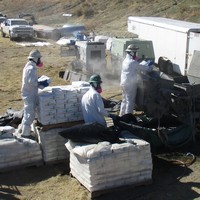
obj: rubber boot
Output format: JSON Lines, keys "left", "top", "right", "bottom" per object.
{"left": 17, "top": 123, "right": 22, "bottom": 134}
{"left": 21, "top": 124, "right": 36, "bottom": 140}
{"left": 21, "top": 124, "right": 31, "bottom": 137}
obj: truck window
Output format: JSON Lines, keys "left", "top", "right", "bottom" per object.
{"left": 11, "top": 20, "right": 28, "bottom": 26}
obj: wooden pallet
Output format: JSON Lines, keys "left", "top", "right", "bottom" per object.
{"left": 44, "top": 158, "right": 69, "bottom": 166}
{"left": 0, "top": 160, "right": 44, "bottom": 173}
{"left": 35, "top": 120, "right": 84, "bottom": 131}
{"left": 88, "top": 179, "right": 153, "bottom": 199}
{"left": 69, "top": 172, "right": 152, "bottom": 199}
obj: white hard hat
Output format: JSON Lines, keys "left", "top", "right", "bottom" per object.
{"left": 28, "top": 49, "right": 42, "bottom": 60}
{"left": 125, "top": 44, "right": 139, "bottom": 52}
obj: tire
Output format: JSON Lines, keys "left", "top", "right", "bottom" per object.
{"left": 1, "top": 30, "right": 5, "bottom": 37}
{"left": 34, "top": 31, "right": 38, "bottom": 38}
{"left": 9, "top": 32, "right": 13, "bottom": 41}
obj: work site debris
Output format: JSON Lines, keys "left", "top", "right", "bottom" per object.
{"left": 16, "top": 42, "right": 52, "bottom": 46}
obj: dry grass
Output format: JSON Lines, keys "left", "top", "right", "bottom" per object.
{"left": 0, "top": 37, "right": 69, "bottom": 114}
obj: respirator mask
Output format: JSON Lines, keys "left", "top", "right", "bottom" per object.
{"left": 92, "top": 82, "right": 102, "bottom": 93}
{"left": 36, "top": 58, "right": 43, "bottom": 68}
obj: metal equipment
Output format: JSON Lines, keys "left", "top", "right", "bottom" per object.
{"left": 135, "top": 51, "right": 200, "bottom": 141}
{"left": 60, "top": 40, "right": 107, "bottom": 80}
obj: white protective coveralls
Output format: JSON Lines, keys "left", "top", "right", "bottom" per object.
{"left": 81, "top": 86, "right": 109, "bottom": 127}
{"left": 119, "top": 53, "right": 139, "bottom": 116}
{"left": 21, "top": 60, "right": 39, "bottom": 136}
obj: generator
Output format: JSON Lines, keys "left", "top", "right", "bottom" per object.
{"left": 60, "top": 40, "right": 107, "bottom": 81}
{"left": 108, "top": 37, "right": 155, "bottom": 76}
{"left": 73, "top": 41, "right": 106, "bottom": 74}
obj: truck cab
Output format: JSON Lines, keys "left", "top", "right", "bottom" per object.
{"left": 1, "top": 18, "right": 34, "bottom": 40}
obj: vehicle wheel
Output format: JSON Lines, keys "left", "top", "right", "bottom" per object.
{"left": 1, "top": 30, "right": 5, "bottom": 37}
{"left": 34, "top": 31, "right": 38, "bottom": 38}
{"left": 9, "top": 32, "right": 14, "bottom": 41}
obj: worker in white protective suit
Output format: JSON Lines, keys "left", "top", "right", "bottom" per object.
{"left": 119, "top": 44, "right": 140, "bottom": 116}
{"left": 19, "top": 49, "right": 47, "bottom": 139}
{"left": 81, "top": 74, "right": 116, "bottom": 127}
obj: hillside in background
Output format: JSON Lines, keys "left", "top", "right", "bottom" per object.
{"left": 1, "top": 0, "right": 200, "bottom": 36}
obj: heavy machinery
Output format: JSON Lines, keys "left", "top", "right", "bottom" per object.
{"left": 18, "top": 13, "right": 37, "bottom": 25}
{"left": 18, "top": 13, "right": 60, "bottom": 40}
{"left": 131, "top": 50, "right": 200, "bottom": 147}
{"left": 104, "top": 33, "right": 200, "bottom": 151}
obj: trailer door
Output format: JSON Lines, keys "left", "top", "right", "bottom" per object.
{"left": 187, "top": 32, "right": 200, "bottom": 73}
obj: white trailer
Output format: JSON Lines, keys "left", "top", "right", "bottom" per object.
{"left": 128, "top": 16, "right": 200, "bottom": 76}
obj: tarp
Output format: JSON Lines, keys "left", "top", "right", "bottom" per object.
{"left": 59, "top": 122, "right": 121, "bottom": 144}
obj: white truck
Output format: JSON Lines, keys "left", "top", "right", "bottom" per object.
{"left": 127, "top": 16, "right": 200, "bottom": 76}
{"left": 1, "top": 18, "right": 34, "bottom": 41}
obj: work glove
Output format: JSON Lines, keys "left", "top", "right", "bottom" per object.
{"left": 109, "top": 113, "right": 119, "bottom": 121}
{"left": 38, "top": 80, "right": 49, "bottom": 89}
{"left": 147, "top": 60, "right": 154, "bottom": 66}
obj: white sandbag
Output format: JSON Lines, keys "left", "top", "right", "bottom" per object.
{"left": 66, "top": 131, "right": 153, "bottom": 192}
{"left": 37, "top": 84, "right": 89, "bottom": 125}
{"left": 0, "top": 137, "right": 42, "bottom": 171}
{"left": 35, "top": 126, "right": 69, "bottom": 163}
{"left": 71, "top": 81, "right": 90, "bottom": 88}
{"left": 0, "top": 126, "right": 15, "bottom": 138}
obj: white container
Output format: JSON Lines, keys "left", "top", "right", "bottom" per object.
{"left": 128, "top": 16, "right": 200, "bottom": 75}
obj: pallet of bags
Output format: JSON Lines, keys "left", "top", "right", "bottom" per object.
{"left": 0, "top": 126, "right": 43, "bottom": 172}
{"left": 34, "top": 125, "right": 70, "bottom": 164}
{"left": 65, "top": 131, "right": 153, "bottom": 197}
{"left": 37, "top": 82, "right": 90, "bottom": 126}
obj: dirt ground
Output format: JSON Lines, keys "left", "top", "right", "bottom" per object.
{"left": 0, "top": 35, "right": 200, "bottom": 200}
{"left": 0, "top": 150, "right": 200, "bottom": 200}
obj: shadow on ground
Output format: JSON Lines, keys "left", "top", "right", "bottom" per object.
{"left": 0, "top": 161, "right": 69, "bottom": 199}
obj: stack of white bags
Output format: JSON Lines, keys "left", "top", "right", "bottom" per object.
{"left": 37, "top": 82, "right": 90, "bottom": 125}
{"left": 66, "top": 131, "right": 153, "bottom": 192}
{"left": 0, "top": 126, "right": 42, "bottom": 171}
{"left": 0, "top": 82, "right": 90, "bottom": 171}
{"left": 35, "top": 81, "right": 90, "bottom": 163}
{"left": 35, "top": 126, "right": 69, "bottom": 163}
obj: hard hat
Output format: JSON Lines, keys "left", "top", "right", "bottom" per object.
{"left": 88, "top": 74, "right": 102, "bottom": 84}
{"left": 28, "top": 49, "right": 42, "bottom": 60}
{"left": 125, "top": 44, "right": 139, "bottom": 52}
